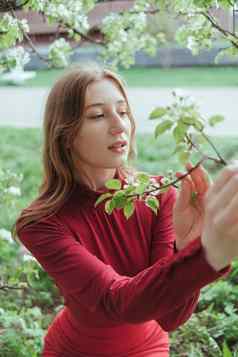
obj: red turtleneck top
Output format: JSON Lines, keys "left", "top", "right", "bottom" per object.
{"left": 18, "top": 176, "right": 230, "bottom": 357}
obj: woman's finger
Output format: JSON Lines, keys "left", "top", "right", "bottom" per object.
{"left": 206, "top": 162, "right": 238, "bottom": 200}
{"left": 185, "top": 163, "right": 209, "bottom": 196}
{"left": 209, "top": 174, "right": 238, "bottom": 213}
{"left": 175, "top": 172, "right": 195, "bottom": 211}
{"left": 211, "top": 190, "right": 238, "bottom": 233}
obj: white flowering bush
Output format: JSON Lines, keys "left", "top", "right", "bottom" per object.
{"left": 0, "top": 167, "right": 22, "bottom": 206}
{"left": 0, "top": 0, "right": 237, "bottom": 71}
{"left": 0, "top": 46, "right": 30, "bottom": 72}
{"left": 176, "top": 15, "right": 214, "bottom": 55}
{"left": 0, "top": 165, "right": 63, "bottom": 356}
{"left": 48, "top": 38, "right": 72, "bottom": 68}
{"left": 0, "top": 14, "right": 29, "bottom": 50}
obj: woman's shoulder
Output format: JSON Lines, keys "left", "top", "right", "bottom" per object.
{"left": 18, "top": 212, "right": 64, "bottom": 239}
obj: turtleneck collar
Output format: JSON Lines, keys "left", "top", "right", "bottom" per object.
{"left": 71, "top": 169, "right": 126, "bottom": 200}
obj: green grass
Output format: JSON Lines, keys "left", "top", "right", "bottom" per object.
{"left": 3, "top": 66, "right": 238, "bottom": 88}
{"left": 121, "top": 66, "right": 238, "bottom": 87}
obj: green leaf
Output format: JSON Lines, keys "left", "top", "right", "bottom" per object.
{"left": 173, "top": 143, "right": 187, "bottom": 154}
{"left": 208, "top": 115, "right": 224, "bottom": 127}
{"left": 145, "top": 196, "right": 160, "bottom": 214}
{"left": 135, "top": 183, "right": 148, "bottom": 195}
{"left": 178, "top": 150, "right": 190, "bottom": 164}
{"left": 222, "top": 342, "right": 232, "bottom": 357}
{"left": 193, "top": 119, "right": 204, "bottom": 131}
{"left": 193, "top": 133, "right": 207, "bottom": 145}
{"left": 155, "top": 120, "right": 174, "bottom": 138}
{"left": 112, "top": 190, "right": 127, "bottom": 208}
{"left": 123, "top": 184, "right": 136, "bottom": 194}
{"left": 123, "top": 200, "right": 135, "bottom": 219}
{"left": 149, "top": 107, "right": 168, "bottom": 120}
{"left": 105, "top": 199, "right": 115, "bottom": 214}
{"left": 181, "top": 117, "right": 196, "bottom": 126}
{"left": 136, "top": 172, "right": 150, "bottom": 184}
{"left": 173, "top": 123, "right": 187, "bottom": 144}
{"left": 105, "top": 179, "right": 121, "bottom": 190}
{"left": 95, "top": 192, "right": 112, "bottom": 207}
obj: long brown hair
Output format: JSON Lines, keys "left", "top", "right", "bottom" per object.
{"left": 13, "top": 63, "right": 137, "bottom": 239}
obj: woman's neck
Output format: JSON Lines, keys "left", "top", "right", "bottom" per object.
{"left": 74, "top": 168, "right": 117, "bottom": 191}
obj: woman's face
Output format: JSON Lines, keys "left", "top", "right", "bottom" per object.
{"left": 72, "top": 78, "right": 132, "bottom": 173}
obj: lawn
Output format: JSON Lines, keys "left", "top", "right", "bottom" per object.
{"left": 5, "top": 66, "right": 238, "bottom": 88}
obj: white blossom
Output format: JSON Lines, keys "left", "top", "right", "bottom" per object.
{"left": 6, "top": 186, "right": 21, "bottom": 196}
{"left": 19, "top": 19, "right": 30, "bottom": 33}
{"left": 0, "top": 228, "right": 12, "bottom": 243}
{"left": 22, "top": 253, "right": 37, "bottom": 262}
{"left": 187, "top": 36, "right": 196, "bottom": 51}
{"left": 125, "top": 174, "right": 136, "bottom": 185}
{"left": 160, "top": 177, "right": 171, "bottom": 186}
{"left": 48, "top": 38, "right": 72, "bottom": 67}
{"left": 150, "top": 190, "right": 160, "bottom": 196}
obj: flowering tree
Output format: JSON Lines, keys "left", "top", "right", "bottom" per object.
{"left": 0, "top": 0, "right": 238, "bottom": 71}
{"left": 0, "top": 0, "right": 237, "bottom": 216}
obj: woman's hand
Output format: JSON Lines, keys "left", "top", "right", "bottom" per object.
{"left": 202, "top": 163, "right": 238, "bottom": 271}
{"left": 173, "top": 162, "right": 210, "bottom": 251}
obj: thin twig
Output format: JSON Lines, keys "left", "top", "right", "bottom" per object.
{"left": 22, "top": 29, "right": 50, "bottom": 63}
{"left": 199, "top": 130, "right": 227, "bottom": 165}
{"left": 125, "top": 158, "right": 208, "bottom": 201}
{"left": 0, "top": 284, "right": 24, "bottom": 291}
{"left": 177, "top": 9, "right": 238, "bottom": 48}
{"left": 0, "top": 0, "right": 30, "bottom": 11}
{"left": 58, "top": 20, "right": 106, "bottom": 46}
{"left": 203, "top": 10, "right": 238, "bottom": 47}
{"left": 70, "top": 28, "right": 106, "bottom": 46}
{"left": 156, "top": 157, "right": 208, "bottom": 190}
{"left": 185, "top": 133, "right": 223, "bottom": 165}
{"left": 10, "top": 8, "right": 50, "bottom": 64}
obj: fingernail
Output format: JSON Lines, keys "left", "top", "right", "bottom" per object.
{"left": 186, "top": 163, "right": 193, "bottom": 170}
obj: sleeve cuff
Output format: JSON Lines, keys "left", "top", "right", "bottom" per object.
{"left": 178, "top": 237, "right": 231, "bottom": 279}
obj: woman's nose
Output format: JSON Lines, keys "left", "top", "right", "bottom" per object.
{"left": 109, "top": 112, "right": 126, "bottom": 135}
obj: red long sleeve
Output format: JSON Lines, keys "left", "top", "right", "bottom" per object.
{"left": 19, "top": 203, "right": 229, "bottom": 331}
{"left": 18, "top": 179, "right": 231, "bottom": 355}
{"left": 149, "top": 184, "right": 200, "bottom": 331}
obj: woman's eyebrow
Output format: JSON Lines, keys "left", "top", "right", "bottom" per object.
{"left": 85, "top": 99, "right": 126, "bottom": 110}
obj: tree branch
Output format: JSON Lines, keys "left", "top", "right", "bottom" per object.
{"left": 203, "top": 10, "right": 238, "bottom": 47}
{"left": 0, "top": 284, "right": 24, "bottom": 292}
{"left": 66, "top": 25, "right": 106, "bottom": 47}
{"left": 198, "top": 130, "right": 227, "bottom": 165}
{"left": 177, "top": 8, "right": 238, "bottom": 48}
{"left": 0, "top": 0, "right": 30, "bottom": 12}
{"left": 10, "top": 8, "right": 51, "bottom": 64}
{"left": 185, "top": 133, "right": 223, "bottom": 165}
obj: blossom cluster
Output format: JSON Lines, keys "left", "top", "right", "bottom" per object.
{"left": 0, "top": 0, "right": 236, "bottom": 73}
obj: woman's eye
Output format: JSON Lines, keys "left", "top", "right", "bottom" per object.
{"left": 119, "top": 111, "right": 128, "bottom": 117}
{"left": 89, "top": 114, "right": 104, "bottom": 119}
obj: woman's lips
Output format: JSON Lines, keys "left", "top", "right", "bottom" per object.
{"left": 108, "top": 145, "right": 127, "bottom": 154}
{"left": 108, "top": 140, "right": 127, "bottom": 154}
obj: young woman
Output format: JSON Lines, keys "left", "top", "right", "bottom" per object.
{"left": 14, "top": 64, "right": 237, "bottom": 357}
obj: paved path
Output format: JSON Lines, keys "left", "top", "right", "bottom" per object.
{"left": 0, "top": 87, "right": 237, "bottom": 136}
